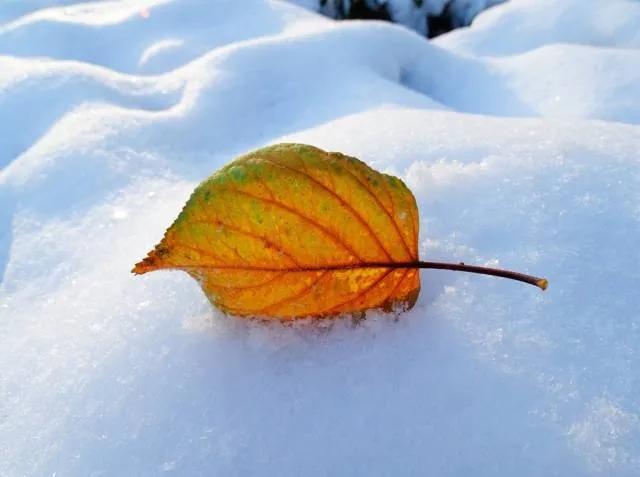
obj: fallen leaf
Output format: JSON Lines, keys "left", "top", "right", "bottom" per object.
{"left": 133, "top": 143, "right": 420, "bottom": 318}
{"left": 134, "top": 143, "right": 548, "bottom": 319}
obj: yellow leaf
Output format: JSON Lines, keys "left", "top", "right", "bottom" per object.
{"left": 133, "top": 143, "right": 420, "bottom": 318}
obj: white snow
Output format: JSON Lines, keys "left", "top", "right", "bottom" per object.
{"left": 1, "top": 0, "right": 640, "bottom": 475}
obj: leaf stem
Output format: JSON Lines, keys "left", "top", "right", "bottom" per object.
{"left": 410, "top": 261, "right": 548, "bottom": 290}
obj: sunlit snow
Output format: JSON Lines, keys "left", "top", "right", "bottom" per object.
{"left": 1, "top": 0, "right": 639, "bottom": 475}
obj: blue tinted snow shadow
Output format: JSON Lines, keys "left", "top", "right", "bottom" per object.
{"left": 38, "top": 310, "right": 589, "bottom": 477}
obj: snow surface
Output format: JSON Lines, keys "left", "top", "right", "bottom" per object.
{"left": 1, "top": 0, "right": 640, "bottom": 475}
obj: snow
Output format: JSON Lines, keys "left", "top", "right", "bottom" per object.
{"left": 436, "top": 0, "right": 640, "bottom": 55}
{"left": 1, "top": 0, "right": 640, "bottom": 475}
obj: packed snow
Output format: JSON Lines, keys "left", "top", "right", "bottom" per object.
{"left": 1, "top": 0, "right": 639, "bottom": 475}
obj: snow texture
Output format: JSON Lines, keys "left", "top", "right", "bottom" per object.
{"left": 1, "top": 0, "right": 640, "bottom": 475}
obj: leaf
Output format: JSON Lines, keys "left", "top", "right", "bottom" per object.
{"left": 133, "top": 143, "right": 420, "bottom": 318}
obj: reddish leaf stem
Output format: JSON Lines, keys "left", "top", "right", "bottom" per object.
{"left": 406, "top": 261, "right": 548, "bottom": 290}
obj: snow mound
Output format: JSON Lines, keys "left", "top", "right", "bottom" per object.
{"left": 1, "top": 1, "right": 639, "bottom": 475}
{"left": 436, "top": 0, "right": 640, "bottom": 56}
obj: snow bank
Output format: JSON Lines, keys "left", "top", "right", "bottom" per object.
{"left": 436, "top": 0, "right": 640, "bottom": 55}
{"left": 1, "top": 0, "right": 639, "bottom": 475}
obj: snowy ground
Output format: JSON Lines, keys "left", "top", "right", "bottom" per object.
{"left": 1, "top": 0, "right": 640, "bottom": 475}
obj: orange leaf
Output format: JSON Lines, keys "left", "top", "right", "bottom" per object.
{"left": 133, "top": 143, "right": 421, "bottom": 318}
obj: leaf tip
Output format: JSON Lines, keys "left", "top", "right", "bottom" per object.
{"left": 132, "top": 245, "right": 168, "bottom": 275}
{"left": 131, "top": 258, "right": 153, "bottom": 275}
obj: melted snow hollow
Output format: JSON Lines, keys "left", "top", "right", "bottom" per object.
{"left": 1, "top": 0, "right": 639, "bottom": 475}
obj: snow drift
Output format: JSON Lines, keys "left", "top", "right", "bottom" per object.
{"left": 1, "top": 0, "right": 639, "bottom": 475}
